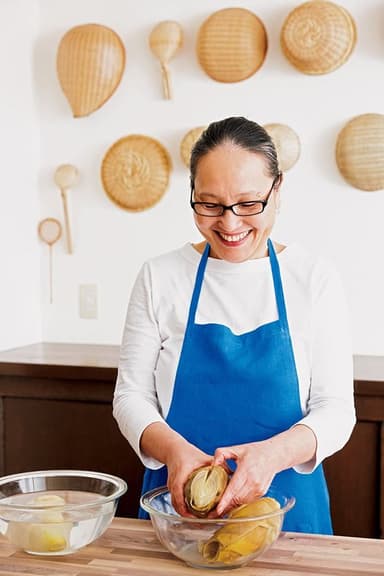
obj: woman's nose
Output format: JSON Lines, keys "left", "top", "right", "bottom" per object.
{"left": 219, "top": 208, "right": 240, "bottom": 227}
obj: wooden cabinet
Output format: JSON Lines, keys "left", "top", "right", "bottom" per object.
{"left": 0, "top": 343, "right": 144, "bottom": 518}
{"left": 0, "top": 344, "right": 383, "bottom": 537}
{"left": 323, "top": 355, "right": 384, "bottom": 539}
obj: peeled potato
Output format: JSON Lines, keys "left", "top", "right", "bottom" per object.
{"left": 6, "top": 493, "right": 72, "bottom": 553}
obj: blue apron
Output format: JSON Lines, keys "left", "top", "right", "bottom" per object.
{"left": 139, "top": 240, "right": 332, "bottom": 534}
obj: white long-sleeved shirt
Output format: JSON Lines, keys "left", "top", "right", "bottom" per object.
{"left": 113, "top": 242, "right": 355, "bottom": 473}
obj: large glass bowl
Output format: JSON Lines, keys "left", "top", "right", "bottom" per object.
{"left": 141, "top": 486, "right": 295, "bottom": 570}
{"left": 0, "top": 469, "right": 127, "bottom": 555}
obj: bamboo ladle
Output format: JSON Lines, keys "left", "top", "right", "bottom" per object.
{"left": 149, "top": 20, "right": 183, "bottom": 99}
{"left": 54, "top": 164, "right": 79, "bottom": 253}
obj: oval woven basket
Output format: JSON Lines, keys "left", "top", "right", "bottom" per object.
{"left": 280, "top": 0, "right": 356, "bottom": 75}
{"left": 264, "top": 123, "right": 301, "bottom": 172}
{"left": 57, "top": 23, "right": 126, "bottom": 117}
{"left": 180, "top": 126, "right": 207, "bottom": 167}
{"left": 335, "top": 113, "right": 384, "bottom": 191}
{"left": 197, "top": 7, "right": 268, "bottom": 82}
{"left": 101, "top": 135, "right": 172, "bottom": 211}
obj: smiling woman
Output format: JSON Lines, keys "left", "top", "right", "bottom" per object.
{"left": 113, "top": 116, "right": 355, "bottom": 536}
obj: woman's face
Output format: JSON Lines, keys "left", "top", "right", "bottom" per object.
{"left": 192, "top": 143, "right": 281, "bottom": 262}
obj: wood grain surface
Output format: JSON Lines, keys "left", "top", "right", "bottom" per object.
{"left": 0, "top": 518, "right": 383, "bottom": 576}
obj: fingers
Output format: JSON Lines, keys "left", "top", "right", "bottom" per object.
{"left": 169, "top": 480, "right": 189, "bottom": 516}
{"left": 213, "top": 444, "right": 275, "bottom": 516}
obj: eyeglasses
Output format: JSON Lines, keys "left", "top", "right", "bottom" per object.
{"left": 190, "top": 174, "right": 281, "bottom": 217}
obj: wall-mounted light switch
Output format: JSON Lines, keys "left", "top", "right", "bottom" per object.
{"left": 79, "top": 284, "right": 98, "bottom": 319}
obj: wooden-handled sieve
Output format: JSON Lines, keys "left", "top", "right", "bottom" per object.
{"left": 38, "top": 218, "right": 62, "bottom": 304}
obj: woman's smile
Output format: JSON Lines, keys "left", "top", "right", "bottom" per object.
{"left": 215, "top": 229, "right": 252, "bottom": 245}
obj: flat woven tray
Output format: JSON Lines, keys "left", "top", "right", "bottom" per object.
{"left": 180, "top": 126, "right": 207, "bottom": 167}
{"left": 281, "top": 0, "right": 356, "bottom": 75}
{"left": 197, "top": 7, "right": 267, "bottom": 82}
{"left": 336, "top": 113, "right": 384, "bottom": 191}
{"left": 101, "top": 135, "right": 171, "bottom": 210}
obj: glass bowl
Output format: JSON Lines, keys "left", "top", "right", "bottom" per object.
{"left": 0, "top": 469, "right": 127, "bottom": 555}
{"left": 141, "top": 485, "right": 295, "bottom": 570}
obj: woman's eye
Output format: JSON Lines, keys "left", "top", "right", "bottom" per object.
{"left": 239, "top": 201, "right": 259, "bottom": 207}
{"left": 202, "top": 203, "right": 219, "bottom": 209}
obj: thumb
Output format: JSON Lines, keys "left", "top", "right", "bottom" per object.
{"left": 213, "top": 446, "right": 240, "bottom": 467}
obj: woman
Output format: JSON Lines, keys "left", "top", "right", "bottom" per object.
{"left": 113, "top": 116, "right": 355, "bottom": 534}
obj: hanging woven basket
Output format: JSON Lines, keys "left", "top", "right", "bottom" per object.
{"left": 180, "top": 126, "right": 207, "bottom": 167}
{"left": 263, "top": 123, "right": 301, "bottom": 172}
{"left": 101, "top": 135, "right": 172, "bottom": 211}
{"left": 280, "top": 0, "right": 357, "bottom": 75}
{"left": 57, "top": 23, "right": 126, "bottom": 117}
{"left": 335, "top": 113, "right": 384, "bottom": 191}
{"left": 196, "top": 7, "right": 268, "bottom": 82}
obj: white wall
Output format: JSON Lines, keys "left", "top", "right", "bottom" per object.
{"left": 0, "top": 0, "right": 41, "bottom": 350}
{"left": 1, "top": 0, "right": 383, "bottom": 354}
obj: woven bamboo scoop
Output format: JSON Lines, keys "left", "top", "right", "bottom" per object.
{"left": 54, "top": 164, "right": 79, "bottom": 254}
{"left": 149, "top": 20, "right": 183, "bottom": 99}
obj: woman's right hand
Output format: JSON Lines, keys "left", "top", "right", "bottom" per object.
{"left": 165, "top": 438, "right": 212, "bottom": 516}
{"left": 140, "top": 422, "right": 213, "bottom": 516}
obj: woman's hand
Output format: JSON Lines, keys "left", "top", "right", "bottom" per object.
{"left": 212, "top": 425, "right": 317, "bottom": 516}
{"left": 165, "top": 440, "right": 213, "bottom": 516}
{"left": 212, "top": 441, "right": 278, "bottom": 516}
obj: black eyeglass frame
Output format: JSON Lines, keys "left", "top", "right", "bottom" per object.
{"left": 190, "top": 173, "right": 282, "bottom": 217}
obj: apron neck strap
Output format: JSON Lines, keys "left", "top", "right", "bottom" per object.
{"left": 187, "top": 240, "right": 289, "bottom": 329}
{"left": 267, "top": 239, "right": 289, "bottom": 329}
{"left": 186, "top": 242, "right": 210, "bottom": 330}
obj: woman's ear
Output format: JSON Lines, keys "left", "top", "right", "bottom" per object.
{"left": 274, "top": 172, "right": 283, "bottom": 212}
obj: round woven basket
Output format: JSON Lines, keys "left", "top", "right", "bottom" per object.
{"left": 335, "top": 113, "right": 384, "bottom": 191}
{"left": 280, "top": 0, "right": 357, "bottom": 75}
{"left": 101, "top": 135, "right": 172, "bottom": 211}
{"left": 180, "top": 126, "right": 207, "bottom": 167}
{"left": 264, "top": 123, "right": 301, "bottom": 172}
{"left": 57, "top": 23, "right": 126, "bottom": 117}
{"left": 197, "top": 7, "right": 268, "bottom": 82}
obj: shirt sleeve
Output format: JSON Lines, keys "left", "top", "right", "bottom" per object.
{"left": 293, "top": 262, "right": 356, "bottom": 473}
{"left": 113, "top": 262, "right": 165, "bottom": 470}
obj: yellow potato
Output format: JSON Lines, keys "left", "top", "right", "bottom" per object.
{"left": 6, "top": 493, "right": 72, "bottom": 553}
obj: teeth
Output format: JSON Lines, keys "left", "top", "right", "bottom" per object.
{"left": 219, "top": 231, "right": 249, "bottom": 242}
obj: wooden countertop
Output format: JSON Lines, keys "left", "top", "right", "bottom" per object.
{"left": 0, "top": 518, "right": 383, "bottom": 575}
{"left": 1, "top": 342, "right": 384, "bottom": 386}
{"left": 0, "top": 343, "right": 120, "bottom": 381}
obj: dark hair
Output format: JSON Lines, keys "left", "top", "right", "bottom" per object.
{"left": 190, "top": 116, "right": 280, "bottom": 190}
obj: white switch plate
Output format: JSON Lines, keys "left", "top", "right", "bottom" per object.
{"left": 79, "top": 284, "right": 98, "bottom": 319}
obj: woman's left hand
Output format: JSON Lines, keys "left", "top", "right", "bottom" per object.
{"left": 212, "top": 441, "right": 279, "bottom": 516}
{"left": 212, "top": 425, "right": 317, "bottom": 516}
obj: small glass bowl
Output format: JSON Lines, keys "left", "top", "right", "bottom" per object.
{"left": 141, "top": 486, "right": 295, "bottom": 570}
{"left": 0, "top": 469, "right": 127, "bottom": 555}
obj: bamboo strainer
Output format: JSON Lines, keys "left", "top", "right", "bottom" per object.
{"left": 149, "top": 20, "right": 183, "bottom": 99}
{"left": 180, "top": 126, "right": 207, "bottom": 168}
{"left": 101, "top": 135, "right": 172, "bottom": 211}
{"left": 56, "top": 23, "right": 126, "bottom": 117}
{"left": 335, "top": 113, "right": 384, "bottom": 191}
{"left": 38, "top": 218, "right": 62, "bottom": 304}
{"left": 280, "top": 1, "right": 357, "bottom": 75}
{"left": 197, "top": 8, "right": 268, "bottom": 83}
{"left": 264, "top": 123, "right": 301, "bottom": 172}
